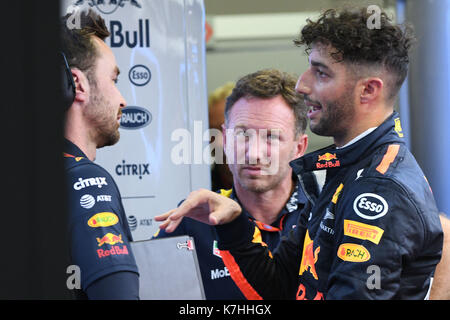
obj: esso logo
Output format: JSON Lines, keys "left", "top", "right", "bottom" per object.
{"left": 353, "top": 193, "right": 388, "bottom": 220}
{"left": 128, "top": 65, "right": 151, "bottom": 86}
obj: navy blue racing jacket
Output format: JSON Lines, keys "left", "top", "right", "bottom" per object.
{"left": 215, "top": 112, "right": 443, "bottom": 300}
{"left": 64, "top": 139, "right": 139, "bottom": 299}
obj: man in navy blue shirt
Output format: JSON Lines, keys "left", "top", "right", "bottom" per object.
{"left": 155, "top": 69, "right": 317, "bottom": 299}
{"left": 62, "top": 9, "right": 139, "bottom": 299}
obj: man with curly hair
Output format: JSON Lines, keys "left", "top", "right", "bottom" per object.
{"left": 157, "top": 7, "right": 443, "bottom": 299}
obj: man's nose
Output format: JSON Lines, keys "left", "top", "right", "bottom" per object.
{"left": 120, "top": 92, "right": 127, "bottom": 109}
{"left": 295, "top": 71, "right": 311, "bottom": 96}
{"left": 246, "top": 134, "right": 268, "bottom": 165}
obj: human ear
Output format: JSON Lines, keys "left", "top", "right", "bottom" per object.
{"left": 71, "top": 68, "right": 90, "bottom": 103}
{"left": 359, "top": 77, "right": 383, "bottom": 104}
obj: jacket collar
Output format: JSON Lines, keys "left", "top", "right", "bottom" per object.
{"left": 290, "top": 111, "right": 405, "bottom": 174}
{"left": 229, "top": 176, "right": 307, "bottom": 231}
{"left": 63, "top": 138, "right": 88, "bottom": 159}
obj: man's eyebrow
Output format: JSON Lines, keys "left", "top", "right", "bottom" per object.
{"left": 114, "top": 66, "right": 120, "bottom": 76}
{"left": 310, "top": 60, "right": 330, "bottom": 70}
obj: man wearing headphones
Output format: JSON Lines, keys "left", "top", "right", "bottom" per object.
{"left": 61, "top": 9, "right": 139, "bottom": 299}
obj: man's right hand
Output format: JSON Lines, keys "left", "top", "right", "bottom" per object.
{"left": 154, "top": 189, "right": 242, "bottom": 233}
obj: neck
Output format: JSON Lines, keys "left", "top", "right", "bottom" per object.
{"left": 234, "top": 176, "right": 294, "bottom": 225}
{"left": 334, "top": 106, "right": 393, "bottom": 147}
{"left": 65, "top": 111, "right": 97, "bottom": 161}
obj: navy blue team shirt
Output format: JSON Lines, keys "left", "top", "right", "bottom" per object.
{"left": 154, "top": 181, "right": 308, "bottom": 300}
{"left": 64, "top": 139, "right": 139, "bottom": 298}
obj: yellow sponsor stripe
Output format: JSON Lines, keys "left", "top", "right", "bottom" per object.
{"left": 343, "top": 219, "right": 384, "bottom": 245}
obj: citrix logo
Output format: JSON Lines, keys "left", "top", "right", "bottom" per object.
{"left": 115, "top": 160, "right": 150, "bottom": 180}
{"left": 73, "top": 177, "right": 108, "bottom": 190}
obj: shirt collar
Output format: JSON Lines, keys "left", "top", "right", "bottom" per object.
{"left": 336, "top": 127, "right": 377, "bottom": 149}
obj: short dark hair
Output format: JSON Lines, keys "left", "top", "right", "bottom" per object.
{"left": 60, "top": 9, "right": 110, "bottom": 82}
{"left": 225, "top": 69, "right": 308, "bottom": 136}
{"left": 294, "top": 8, "right": 415, "bottom": 101}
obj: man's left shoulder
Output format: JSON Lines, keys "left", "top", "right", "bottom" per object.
{"left": 337, "top": 143, "right": 441, "bottom": 239}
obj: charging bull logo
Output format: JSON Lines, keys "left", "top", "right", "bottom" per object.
{"left": 318, "top": 153, "right": 337, "bottom": 162}
{"left": 299, "top": 230, "right": 320, "bottom": 280}
{"left": 96, "top": 233, "right": 123, "bottom": 246}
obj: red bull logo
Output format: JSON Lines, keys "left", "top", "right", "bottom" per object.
{"left": 317, "top": 153, "right": 337, "bottom": 162}
{"left": 97, "top": 245, "right": 129, "bottom": 259}
{"left": 299, "top": 231, "right": 320, "bottom": 280}
{"left": 96, "top": 233, "right": 123, "bottom": 247}
{"left": 316, "top": 153, "right": 340, "bottom": 169}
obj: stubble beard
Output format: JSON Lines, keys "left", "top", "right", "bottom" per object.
{"left": 85, "top": 90, "right": 121, "bottom": 149}
{"left": 309, "top": 91, "right": 355, "bottom": 140}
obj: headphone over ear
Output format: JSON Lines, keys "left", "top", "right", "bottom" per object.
{"left": 60, "top": 51, "right": 76, "bottom": 110}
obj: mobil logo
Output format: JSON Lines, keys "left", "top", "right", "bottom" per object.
{"left": 128, "top": 64, "right": 151, "bottom": 86}
{"left": 120, "top": 106, "right": 152, "bottom": 130}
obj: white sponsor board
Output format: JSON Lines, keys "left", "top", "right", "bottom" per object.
{"left": 62, "top": 0, "right": 210, "bottom": 240}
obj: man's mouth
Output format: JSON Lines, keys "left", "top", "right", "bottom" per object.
{"left": 304, "top": 98, "right": 322, "bottom": 116}
{"left": 241, "top": 165, "right": 263, "bottom": 175}
{"left": 305, "top": 98, "right": 321, "bottom": 109}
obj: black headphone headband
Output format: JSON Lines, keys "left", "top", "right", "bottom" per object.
{"left": 60, "top": 51, "right": 76, "bottom": 110}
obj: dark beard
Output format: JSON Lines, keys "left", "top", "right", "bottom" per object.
{"left": 309, "top": 94, "right": 355, "bottom": 140}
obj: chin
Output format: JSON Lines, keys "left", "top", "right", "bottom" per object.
{"left": 241, "top": 180, "right": 271, "bottom": 193}
{"left": 97, "top": 131, "right": 120, "bottom": 148}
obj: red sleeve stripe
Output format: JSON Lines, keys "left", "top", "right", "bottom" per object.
{"left": 220, "top": 250, "right": 263, "bottom": 300}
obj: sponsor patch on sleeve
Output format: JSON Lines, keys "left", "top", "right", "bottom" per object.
{"left": 337, "top": 243, "right": 371, "bottom": 262}
{"left": 87, "top": 212, "right": 119, "bottom": 228}
{"left": 344, "top": 219, "right": 384, "bottom": 245}
{"left": 353, "top": 193, "right": 388, "bottom": 220}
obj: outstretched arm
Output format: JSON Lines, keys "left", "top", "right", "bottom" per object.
{"left": 155, "top": 188, "right": 306, "bottom": 299}
{"left": 155, "top": 189, "right": 242, "bottom": 231}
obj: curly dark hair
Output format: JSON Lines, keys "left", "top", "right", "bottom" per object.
{"left": 60, "top": 9, "right": 110, "bottom": 83}
{"left": 225, "top": 69, "right": 308, "bottom": 136}
{"left": 294, "top": 8, "right": 415, "bottom": 101}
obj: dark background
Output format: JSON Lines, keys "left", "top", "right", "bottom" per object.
{"left": 0, "top": 0, "right": 71, "bottom": 299}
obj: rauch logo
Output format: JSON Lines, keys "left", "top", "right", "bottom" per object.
{"left": 120, "top": 106, "right": 152, "bottom": 130}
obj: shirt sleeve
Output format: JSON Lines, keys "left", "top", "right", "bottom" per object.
{"left": 326, "top": 177, "right": 438, "bottom": 299}
{"left": 215, "top": 204, "right": 309, "bottom": 299}
{"left": 85, "top": 271, "right": 139, "bottom": 300}
{"left": 66, "top": 163, "right": 139, "bottom": 291}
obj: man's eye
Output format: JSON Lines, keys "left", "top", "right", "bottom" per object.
{"left": 316, "top": 70, "right": 327, "bottom": 78}
{"left": 113, "top": 78, "right": 119, "bottom": 84}
{"left": 268, "top": 134, "right": 279, "bottom": 140}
